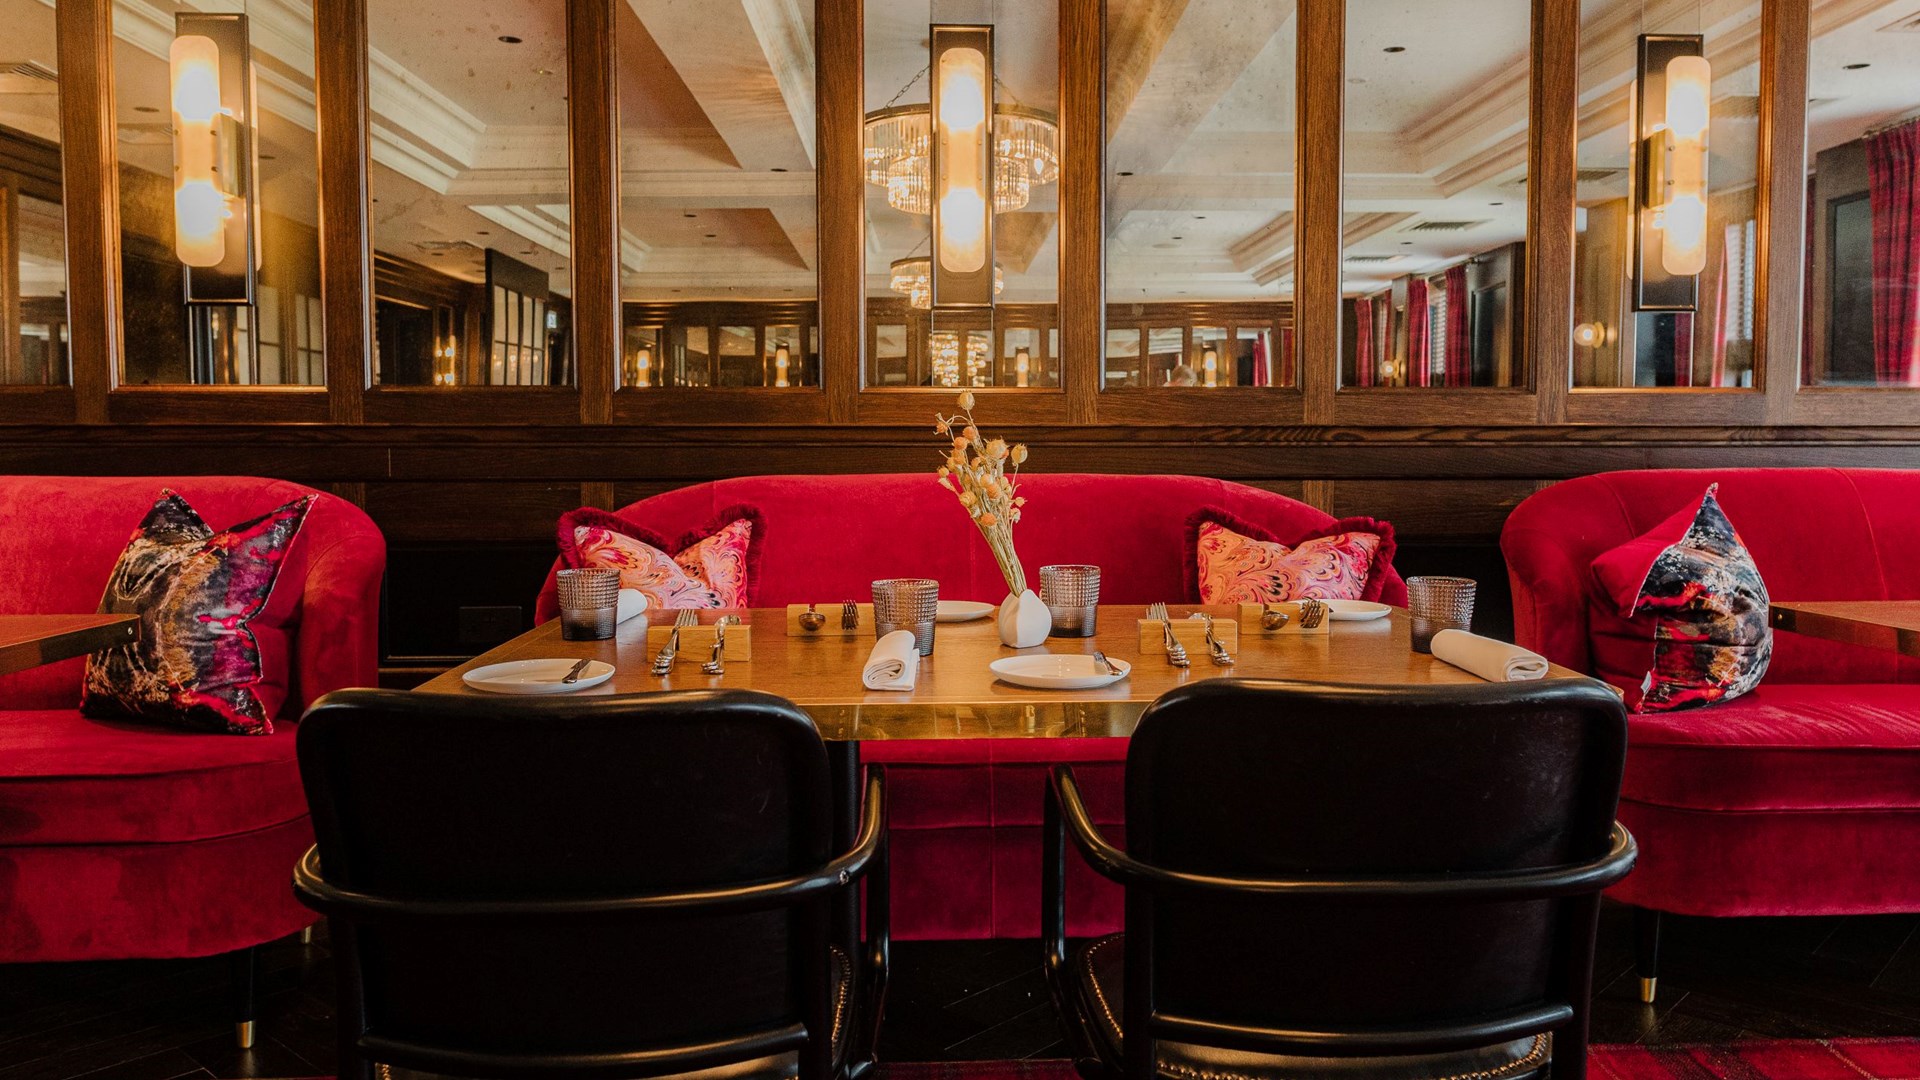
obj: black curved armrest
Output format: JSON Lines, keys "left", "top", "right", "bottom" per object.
{"left": 294, "top": 770, "right": 888, "bottom": 922}
{"left": 1048, "top": 765, "right": 1636, "bottom": 903}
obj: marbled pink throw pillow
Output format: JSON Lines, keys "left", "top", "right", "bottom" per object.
{"left": 558, "top": 506, "right": 761, "bottom": 610}
{"left": 1193, "top": 520, "right": 1384, "bottom": 605}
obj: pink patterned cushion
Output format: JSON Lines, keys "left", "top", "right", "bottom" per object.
{"left": 557, "top": 506, "right": 760, "bottom": 609}
{"left": 1187, "top": 509, "right": 1395, "bottom": 605}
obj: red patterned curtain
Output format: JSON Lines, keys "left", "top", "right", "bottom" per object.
{"left": 1407, "top": 278, "right": 1431, "bottom": 387}
{"left": 1251, "top": 334, "right": 1269, "bottom": 386}
{"left": 1867, "top": 119, "right": 1920, "bottom": 386}
{"left": 1354, "top": 296, "right": 1375, "bottom": 387}
{"left": 1444, "top": 265, "right": 1470, "bottom": 386}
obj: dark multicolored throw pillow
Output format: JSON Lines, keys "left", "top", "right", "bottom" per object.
{"left": 82, "top": 490, "right": 314, "bottom": 735}
{"left": 1590, "top": 484, "right": 1771, "bottom": 713}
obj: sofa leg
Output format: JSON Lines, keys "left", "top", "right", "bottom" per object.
{"left": 231, "top": 945, "right": 258, "bottom": 1049}
{"left": 299, "top": 924, "right": 314, "bottom": 946}
{"left": 1633, "top": 907, "right": 1662, "bottom": 1004}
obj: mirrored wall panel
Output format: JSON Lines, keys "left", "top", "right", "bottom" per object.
{"left": 1572, "top": 0, "right": 1760, "bottom": 389}
{"left": 1102, "top": 0, "right": 1295, "bottom": 390}
{"left": 1342, "top": 0, "right": 1530, "bottom": 390}
{"left": 617, "top": 0, "right": 818, "bottom": 389}
{"left": 367, "top": 0, "right": 570, "bottom": 387}
{"left": 0, "top": 0, "right": 67, "bottom": 386}
{"left": 113, "top": 0, "right": 323, "bottom": 386}
{"left": 864, "top": 0, "right": 1061, "bottom": 390}
{"left": 1799, "top": 1, "right": 1918, "bottom": 388}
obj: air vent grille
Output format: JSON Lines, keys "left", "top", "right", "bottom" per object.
{"left": 1405, "top": 219, "right": 1487, "bottom": 233}
{"left": 1344, "top": 254, "right": 1403, "bottom": 264}
{"left": 0, "top": 61, "right": 57, "bottom": 83}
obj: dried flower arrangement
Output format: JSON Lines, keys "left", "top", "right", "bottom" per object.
{"left": 935, "top": 391, "right": 1031, "bottom": 596}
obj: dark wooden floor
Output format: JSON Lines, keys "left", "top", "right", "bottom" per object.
{"left": 4, "top": 905, "right": 1919, "bottom": 1079}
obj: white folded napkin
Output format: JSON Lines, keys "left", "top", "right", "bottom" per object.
{"left": 616, "top": 589, "right": 648, "bottom": 625}
{"left": 1431, "top": 629, "right": 1549, "bottom": 682}
{"left": 863, "top": 630, "right": 921, "bottom": 691}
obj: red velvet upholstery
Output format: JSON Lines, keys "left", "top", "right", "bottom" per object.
{"left": 539, "top": 474, "right": 1407, "bottom": 939}
{"left": 0, "top": 476, "right": 385, "bottom": 961}
{"left": 1502, "top": 468, "right": 1920, "bottom": 918}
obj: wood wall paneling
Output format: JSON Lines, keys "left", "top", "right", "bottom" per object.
{"left": 1295, "top": 0, "right": 1343, "bottom": 424}
{"left": 1528, "top": 0, "right": 1577, "bottom": 422}
{"left": 1060, "top": 0, "right": 1103, "bottom": 425}
{"left": 817, "top": 0, "right": 862, "bottom": 424}
{"left": 568, "top": 0, "right": 619, "bottom": 426}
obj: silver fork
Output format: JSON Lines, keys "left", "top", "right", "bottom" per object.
{"left": 1194, "top": 612, "right": 1233, "bottom": 666}
{"left": 1148, "top": 602, "right": 1189, "bottom": 668}
{"left": 702, "top": 616, "right": 734, "bottom": 676}
{"left": 652, "top": 610, "right": 696, "bottom": 675}
{"left": 1092, "top": 649, "right": 1124, "bottom": 676}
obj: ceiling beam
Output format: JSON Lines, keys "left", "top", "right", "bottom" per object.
{"left": 625, "top": 0, "right": 815, "bottom": 171}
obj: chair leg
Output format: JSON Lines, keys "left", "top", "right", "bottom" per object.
{"left": 299, "top": 924, "right": 314, "bottom": 946}
{"left": 1633, "top": 906, "right": 1662, "bottom": 1004}
{"left": 230, "top": 945, "right": 258, "bottom": 1049}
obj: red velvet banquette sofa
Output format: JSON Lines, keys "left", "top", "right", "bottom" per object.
{"left": 538, "top": 473, "right": 1408, "bottom": 939}
{"left": 1503, "top": 468, "right": 1920, "bottom": 995}
{"left": 0, "top": 477, "right": 385, "bottom": 967}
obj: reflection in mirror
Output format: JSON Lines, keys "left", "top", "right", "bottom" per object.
{"left": 617, "top": 0, "right": 818, "bottom": 389}
{"left": 1800, "top": 2, "right": 1919, "bottom": 387}
{"left": 113, "top": 0, "right": 323, "bottom": 386}
{"left": 0, "top": 0, "right": 67, "bottom": 385}
{"left": 864, "top": 0, "right": 1060, "bottom": 390}
{"left": 1103, "top": 0, "right": 1294, "bottom": 389}
{"left": 1572, "top": 0, "right": 1760, "bottom": 389}
{"left": 1342, "top": 0, "right": 1529, "bottom": 389}
{"left": 367, "top": 0, "right": 571, "bottom": 387}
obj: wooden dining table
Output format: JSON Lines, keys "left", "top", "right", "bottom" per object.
{"left": 420, "top": 604, "right": 1586, "bottom": 742}
{"left": 0, "top": 614, "right": 139, "bottom": 676}
{"left": 1769, "top": 600, "right": 1920, "bottom": 659}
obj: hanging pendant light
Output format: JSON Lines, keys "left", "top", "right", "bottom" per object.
{"left": 888, "top": 256, "right": 1003, "bottom": 310}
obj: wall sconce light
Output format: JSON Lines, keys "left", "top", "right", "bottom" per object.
{"left": 773, "top": 341, "right": 791, "bottom": 387}
{"left": 170, "top": 13, "right": 255, "bottom": 304}
{"left": 1572, "top": 321, "right": 1613, "bottom": 349}
{"left": 930, "top": 25, "right": 995, "bottom": 310}
{"left": 1013, "top": 345, "right": 1030, "bottom": 387}
{"left": 629, "top": 345, "right": 652, "bottom": 388}
{"left": 1632, "top": 34, "right": 1709, "bottom": 311}
{"left": 1201, "top": 346, "right": 1219, "bottom": 387}
{"left": 432, "top": 340, "right": 457, "bottom": 386}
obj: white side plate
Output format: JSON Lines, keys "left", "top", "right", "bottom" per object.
{"left": 463, "top": 658, "right": 615, "bottom": 695}
{"left": 989, "top": 653, "right": 1131, "bottom": 690}
{"left": 936, "top": 600, "right": 996, "bottom": 623}
{"left": 1323, "top": 600, "right": 1392, "bottom": 622}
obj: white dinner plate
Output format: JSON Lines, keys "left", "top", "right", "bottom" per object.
{"left": 1323, "top": 599, "right": 1392, "bottom": 622}
{"left": 937, "top": 600, "right": 996, "bottom": 623}
{"left": 463, "top": 658, "right": 615, "bottom": 695}
{"left": 989, "top": 653, "right": 1131, "bottom": 690}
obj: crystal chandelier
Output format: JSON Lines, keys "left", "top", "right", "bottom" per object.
{"left": 864, "top": 103, "right": 1060, "bottom": 215}
{"left": 929, "top": 330, "right": 992, "bottom": 388}
{"left": 888, "top": 256, "right": 1003, "bottom": 311}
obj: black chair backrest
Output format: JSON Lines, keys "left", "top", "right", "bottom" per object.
{"left": 296, "top": 687, "right": 832, "bottom": 1074}
{"left": 1124, "top": 678, "right": 1628, "bottom": 1040}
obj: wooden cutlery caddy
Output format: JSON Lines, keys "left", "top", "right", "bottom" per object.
{"left": 644, "top": 619, "right": 753, "bottom": 662}
{"left": 1238, "top": 601, "right": 1333, "bottom": 636}
{"left": 784, "top": 603, "right": 875, "bottom": 637}
{"left": 1136, "top": 616, "right": 1240, "bottom": 653}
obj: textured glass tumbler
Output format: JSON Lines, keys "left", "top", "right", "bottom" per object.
{"left": 556, "top": 568, "right": 621, "bottom": 641}
{"left": 1040, "top": 565, "right": 1101, "bottom": 637}
{"left": 1407, "top": 576, "right": 1477, "bottom": 653}
{"left": 873, "top": 578, "right": 939, "bottom": 656}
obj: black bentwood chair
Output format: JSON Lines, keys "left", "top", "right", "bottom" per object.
{"left": 1043, "top": 679, "right": 1636, "bottom": 1080}
{"left": 292, "top": 688, "right": 888, "bottom": 1080}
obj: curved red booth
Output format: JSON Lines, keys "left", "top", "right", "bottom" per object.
{"left": 1503, "top": 468, "right": 1920, "bottom": 929}
{"left": 0, "top": 477, "right": 385, "bottom": 963}
{"left": 539, "top": 473, "right": 1407, "bottom": 939}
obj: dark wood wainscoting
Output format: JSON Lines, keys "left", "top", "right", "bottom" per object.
{"left": 8, "top": 422, "right": 1919, "bottom": 673}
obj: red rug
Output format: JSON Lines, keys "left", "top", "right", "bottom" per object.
{"left": 880, "top": 1040, "right": 1920, "bottom": 1080}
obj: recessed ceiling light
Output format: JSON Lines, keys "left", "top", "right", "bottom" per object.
{"left": 1489, "top": 201, "right": 1503, "bottom": 206}
{"left": 1348, "top": 77, "right": 1369, "bottom": 84}
{"left": 522, "top": 249, "right": 535, "bottom": 255}
{"left": 683, "top": 212, "right": 697, "bottom": 219}
{"left": 1117, "top": 171, "right": 1134, "bottom": 177}
{"left": 498, "top": 35, "right": 522, "bottom": 43}
{"left": 1384, "top": 45, "right": 1406, "bottom": 53}
{"left": 259, "top": 154, "right": 277, "bottom": 161}
{"left": 705, "top": 233, "right": 717, "bottom": 239}
{"left": 771, "top": 167, "right": 787, "bottom": 172}
{"left": 477, "top": 230, "right": 490, "bottom": 235}
{"left": 1844, "top": 62, "right": 1870, "bottom": 70}
{"left": 1172, "top": 235, "right": 1184, "bottom": 241}
{"left": 133, "top": 105, "right": 159, "bottom": 114}
{"left": 533, "top": 67, "right": 553, "bottom": 76}
{"left": 1401, "top": 241, "right": 1413, "bottom": 245}
{"left": 1194, "top": 214, "right": 1207, "bottom": 219}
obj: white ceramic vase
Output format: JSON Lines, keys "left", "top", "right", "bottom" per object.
{"left": 998, "top": 589, "right": 1051, "bottom": 648}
